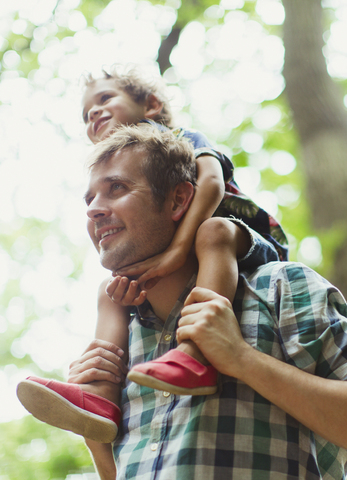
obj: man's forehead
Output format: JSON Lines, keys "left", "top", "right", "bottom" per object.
{"left": 87, "top": 146, "right": 147, "bottom": 187}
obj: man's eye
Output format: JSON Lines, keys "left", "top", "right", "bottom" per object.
{"left": 111, "top": 183, "right": 123, "bottom": 193}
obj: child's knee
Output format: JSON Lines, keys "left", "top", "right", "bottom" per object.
{"left": 195, "top": 218, "right": 237, "bottom": 254}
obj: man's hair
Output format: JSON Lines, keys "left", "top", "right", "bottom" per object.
{"left": 83, "top": 65, "right": 173, "bottom": 127}
{"left": 87, "top": 124, "right": 197, "bottom": 207}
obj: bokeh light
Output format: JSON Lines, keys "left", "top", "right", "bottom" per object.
{"left": 1, "top": 0, "right": 346, "bottom": 434}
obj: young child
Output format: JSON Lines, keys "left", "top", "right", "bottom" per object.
{"left": 17, "top": 66, "right": 288, "bottom": 443}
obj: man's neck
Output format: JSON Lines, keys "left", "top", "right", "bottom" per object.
{"left": 145, "top": 254, "right": 198, "bottom": 322}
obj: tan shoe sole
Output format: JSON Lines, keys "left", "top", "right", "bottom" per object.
{"left": 17, "top": 380, "right": 118, "bottom": 443}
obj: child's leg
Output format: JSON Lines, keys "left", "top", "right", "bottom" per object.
{"left": 176, "top": 218, "right": 250, "bottom": 364}
{"left": 128, "top": 218, "right": 251, "bottom": 395}
{"left": 17, "top": 278, "right": 129, "bottom": 443}
{"left": 196, "top": 218, "right": 250, "bottom": 299}
{"left": 81, "top": 278, "right": 130, "bottom": 407}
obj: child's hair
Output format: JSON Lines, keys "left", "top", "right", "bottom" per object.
{"left": 83, "top": 65, "right": 173, "bottom": 127}
{"left": 87, "top": 123, "right": 196, "bottom": 207}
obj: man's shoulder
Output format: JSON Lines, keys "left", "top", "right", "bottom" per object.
{"left": 249, "top": 260, "right": 322, "bottom": 278}
{"left": 243, "top": 261, "right": 333, "bottom": 293}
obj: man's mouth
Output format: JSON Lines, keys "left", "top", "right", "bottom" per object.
{"left": 98, "top": 227, "right": 123, "bottom": 241}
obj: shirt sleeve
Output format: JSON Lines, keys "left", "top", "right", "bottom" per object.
{"left": 275, "top": 263, "right": 347, "bottom": 380}
{"left": 228, "top": 217, "right": 279, "bottom": 269}
{"left": 179, "top": 128, "right": 235, "bottom": 183}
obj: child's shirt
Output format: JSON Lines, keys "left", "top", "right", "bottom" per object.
{"left": 142, "top": 120, "right": 289, "bottom": 264}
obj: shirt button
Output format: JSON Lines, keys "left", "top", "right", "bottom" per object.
{"left": 164, "top": 334, "right": 172, "bottom": 342}
{"left": 150, "top": 443, "right": 158, "bottom": 451}
{"left": 163, "top": 391, "right": 170, "bottom": 398}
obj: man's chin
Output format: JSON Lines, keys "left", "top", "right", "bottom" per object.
{"left": 100, "top": 253, "right": 132, "bottom": 275}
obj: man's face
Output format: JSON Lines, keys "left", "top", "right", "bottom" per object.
{"left": 85, "top": 147, "right": 176, "bottom": 273}
{"left": 82, "top": 78, "right": 147, "bottom": 144}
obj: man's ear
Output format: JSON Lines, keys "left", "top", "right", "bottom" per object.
{"left": 144, "top": 94, "right": 163, "bottom": 120}
{"left": 171, "top": 182, "right": 195, "bottom": 222}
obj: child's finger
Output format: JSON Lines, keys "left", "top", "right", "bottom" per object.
{"left": 122, "top": 281, "right": 148, "bottom": 306}
{"left": 116, "top": 261, "right": 148, "bottom": 277}
{"left": 131, "top": 290, "right": 147, "bottom": 306}
{"left": 110, "top": 277, "right": 130, "bottom": 303}
{"left": 121, "top": 280, "right": 140, "bottom": 306}
{"left": 105, "top": 276, "right": 121, "bottom": 297}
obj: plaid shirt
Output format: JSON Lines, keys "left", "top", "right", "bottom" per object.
{"left": 113, "top": 263, "right": 347, "bottom": 479}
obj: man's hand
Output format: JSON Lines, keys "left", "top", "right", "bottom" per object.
{"left": 68, "top": 339, "right": 128, "bottom": 386}
{"left": 106, "top": 275, "right": 147, "bottom": 306}
{"left": 115, "top": 246, "right": 188, "bottom": 290}
{"left": 178, "top": 289, "right": 347, "bottom": 450}
{"left": 177, "top": 287, "right": 252, "bottom": 379}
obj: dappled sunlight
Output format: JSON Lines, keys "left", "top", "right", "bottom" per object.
{"left": 1, "top": 0, "right": 346, "bottom": 477}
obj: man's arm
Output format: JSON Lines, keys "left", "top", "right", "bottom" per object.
{"left": 177, "top": 287, "right": 347, "bottom": 449}
{"left": 85, "top": 440, "right": 116, "bottom": 480}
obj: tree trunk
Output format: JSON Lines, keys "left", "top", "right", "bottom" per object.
{"left": 157, "top": 27, "right": 181, "bottom": 74}
{"left": 282, "top": 0, "right": 347, "bottom": 296}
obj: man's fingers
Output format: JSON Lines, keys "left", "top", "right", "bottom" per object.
{"left": 68, "top": 368, "right": 122, "bottom": 385}
{"left": 70, "top": 353, "right": 127, "bottom": 380}
{"left": 78, "top": 342, "right": 128, "bottom": 376}
{"left": 176, "top": 324, "right": 196, "bottom": 345}
{"left": 184, "top": 287, "right": 219, "bottom": 306}
{"left": 180, "top": 302, "right": 204, "bottom": 318}
{"left": 184, "top": 287, "right": 232, "bottom": 307}
{"left": 82, "top": 339, "right": 124, "bottom": 358}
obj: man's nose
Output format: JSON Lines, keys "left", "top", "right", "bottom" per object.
{"left": 87, "top": 197, "right": 111, "bottom": 221}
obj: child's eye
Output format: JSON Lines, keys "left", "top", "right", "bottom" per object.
{"left": 101, "top": 94, "right": 113, "bottom": 103}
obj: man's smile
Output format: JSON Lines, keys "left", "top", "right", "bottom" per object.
{"left": 100, "top": 227, "right": 123, "bottom": 239}
{"left": 96, "top": 225, "right": 125, "bottom": 245}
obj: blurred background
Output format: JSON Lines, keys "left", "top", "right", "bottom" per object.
{"left": 1, "top": 0, "right": 347, "bottom": 478}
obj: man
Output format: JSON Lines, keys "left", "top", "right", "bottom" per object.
{"left": 70, "top": 123, "right": 347, "bottom": 480}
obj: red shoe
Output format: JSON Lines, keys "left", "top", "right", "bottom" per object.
{"left": 127, "top": 350, "right": 218, "bottom": 396}
{"left": 16, "top": 376, "right": 121, "bottom": 443}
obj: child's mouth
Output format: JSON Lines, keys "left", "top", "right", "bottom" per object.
{"left": 94, "top": 117, "right": 111, "bottom": 135}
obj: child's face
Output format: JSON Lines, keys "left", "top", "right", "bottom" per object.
{"left": 82, "top": 78, "right": 148, "bottom": 143}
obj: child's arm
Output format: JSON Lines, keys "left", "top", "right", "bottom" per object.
{"left": 116, "top": 155, "right": 225, "bottom": 287}
{"left": 94, "top": 278, "right": 144, "bottom": 365}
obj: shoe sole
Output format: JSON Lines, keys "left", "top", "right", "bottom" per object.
{"left": 127, "top": 370, "right": 217, "bottom": 396}
{"left": 17, "top": 380, "right": 118, "bottom": 443}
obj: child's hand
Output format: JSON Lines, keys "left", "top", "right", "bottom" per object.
{"left": 106, "top": 276, "right": 147, "bottom": 307}
{"left": 116, "top": 247, "right": 188, "bottom": 289}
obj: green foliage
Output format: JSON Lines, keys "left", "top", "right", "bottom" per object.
{"left": 151, "top": 0, "right": 220, "bottom": 27}
{"left": 79, "top": 0, "right": 113, "bottom": 26}
{"left": 0, "top": 416, "right": 93, "bottom": 480}
{"left": 1, "top": 0, "right": 346, "bottom": 478}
